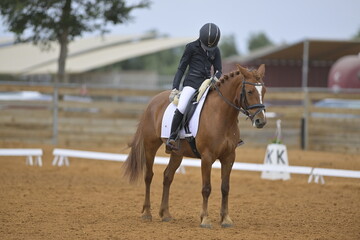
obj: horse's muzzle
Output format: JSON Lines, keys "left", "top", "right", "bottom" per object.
{"left": 253, "top": 117, "right": 266, "bottom": 128}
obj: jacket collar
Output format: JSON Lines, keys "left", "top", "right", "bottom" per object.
{"left": 197, "top": 39, "right": 208, "bottom": 55}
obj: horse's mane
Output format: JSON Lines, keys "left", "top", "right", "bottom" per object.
{"left": 215, "top": 66, "right": 263, "bottom": 88}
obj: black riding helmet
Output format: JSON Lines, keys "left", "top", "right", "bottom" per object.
{"left": 199, "top": 23, "right": 221, "bottom": 50}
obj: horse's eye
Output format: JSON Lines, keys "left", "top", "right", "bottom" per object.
{"left": 247, "top": 90, "right": 253, "bottom": 95}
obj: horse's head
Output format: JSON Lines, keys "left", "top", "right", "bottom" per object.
{"left": 237, "top": 64, "right": 267, "bottom": 128}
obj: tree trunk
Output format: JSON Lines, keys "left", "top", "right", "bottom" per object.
{"left": 53, "top": 0, "right": 71, "bottom": 145}
{"left": 57, "top": 0, "right": 71, "bottom": 83}
{"left": 58, "top": 39, "right": 68, "bottom": 83}
{"left": 58, "top": 34, "right": 68, "bottom": 83}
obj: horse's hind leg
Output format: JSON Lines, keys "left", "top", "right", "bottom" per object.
{"left": 142, "top": 140, "right": 162, "bottom": 221}
{"left": 159, "top": 152, "right": 183, "bottom": 222}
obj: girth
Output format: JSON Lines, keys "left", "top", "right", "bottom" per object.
{"left": 181, "top": 90, "right": 202, "bottom": 158}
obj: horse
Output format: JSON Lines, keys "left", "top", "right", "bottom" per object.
{"left": 122, "top": 64, "right": 267, "bottom": 228}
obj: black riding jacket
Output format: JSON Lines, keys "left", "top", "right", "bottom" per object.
{"left": 172, "top": 39, "right": 222, "bottom": 90}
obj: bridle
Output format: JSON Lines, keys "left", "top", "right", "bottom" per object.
{"left": 211, "top": 78, "right": 266, "bottom": 120}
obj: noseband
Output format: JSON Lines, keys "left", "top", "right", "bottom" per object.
{"left": 212, "top": 79, "right": 266, "bottom": 120}
{"left": 240, "top": 81, "right": 266, "bottom": 119}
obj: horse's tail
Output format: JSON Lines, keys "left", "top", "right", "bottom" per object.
{"left": 122, "top": 114, "right": 146, "bottom": 183}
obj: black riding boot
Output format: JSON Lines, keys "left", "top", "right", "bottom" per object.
{"left": 166, "top": 109, "right": 184, "bottom": 150}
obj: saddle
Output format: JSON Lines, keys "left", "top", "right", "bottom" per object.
{"left": 169, "top": 79, "right": 213, "bottom": 158}
{"left": 172, "top": 78, "right": 212, "bottom": 106}
{"left": 166, "top": 90, "right": 201, "bottom": 158}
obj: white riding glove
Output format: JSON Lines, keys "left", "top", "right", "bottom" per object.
{"left": 169, "top": 88, "right": 179, "bottom": 102}
{"left": 213, "top": 76, "right": 220, "bottom": 82}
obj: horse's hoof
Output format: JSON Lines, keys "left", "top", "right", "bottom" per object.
{"left": 221, "top": 223, "right": 233, "bottom": 228}
{"left": 200, "top": 223, "right": 212, "bottom": 229}
{"left": 200, "top": 216, "right": 212, "bottom": 228}
{"left": 161, "top": 217, "right": 172, "bottom": 222}
{"left": 221, "top": 215, "right": 233, "bottom": 228}
{"left": 141, "top": 215, "right": 152, "bottom": 221}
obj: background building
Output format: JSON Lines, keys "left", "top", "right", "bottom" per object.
{"left": 224, "top": 39, "right": 360, "bottom": 88}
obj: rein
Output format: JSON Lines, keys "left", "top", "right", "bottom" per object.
{"left": 211, "top": 79, "right": 266, "bottom": 120}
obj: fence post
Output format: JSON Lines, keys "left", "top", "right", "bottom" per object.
{"left": 301, "top": 90, "right": 310, "bottom": 150}
{"left": 301, "top": 40, "right": 310, "bottom": 150}
{"left": 52, "top": 76, "right": 59, "bottom": 145}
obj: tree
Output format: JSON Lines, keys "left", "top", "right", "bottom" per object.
{"left": 111, "top": 30, "right": 183, "bottom": 75}
{"left": 0, "top": 0, "right": 151, "bottom": 82}
{"left": 352, "top": 27, "right": 360, "bottom": 40}
{"left": 247, "top": 32, "right": 273, "bottom": 52}
{"left": 219, "top": 34, "right": 239, "bottom": 58}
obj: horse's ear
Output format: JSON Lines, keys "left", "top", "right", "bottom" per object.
{"left": 257, "top": 64, "right": 265, "bottom": 78}
{"left": 236, "top": 64, "right": 251, "bottom": 78}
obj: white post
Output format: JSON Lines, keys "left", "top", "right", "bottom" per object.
{"left": 302, "top": 40, "right": 310, "bottom": 150}
{"left": 52, "top": 155, "right": 59, "bottom": 166}
{"left": 52, "top": 77, "right": 59, "bottom": 145}
{"left": 26, "top": 156, "right": 33, "bottom": 166}
{"left": 275, "top": 119, "right": 282, "bottom": 143}
{"left": 36, "top": 156, "right": 43, "bottom": 167}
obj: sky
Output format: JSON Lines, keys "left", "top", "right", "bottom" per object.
{"left": 1, "top": 0, "right": 359, "bottom": 54}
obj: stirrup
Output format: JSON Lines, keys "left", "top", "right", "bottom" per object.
{"left": 166, "top": 138, "right": 179, "bottom": 151}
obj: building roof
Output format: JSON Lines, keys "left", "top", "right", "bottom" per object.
{"left": 0, "top": 35, "right": 194, "bottom": 75}
{"left": 227, "top": 39, "right": 360, "bottom": 64}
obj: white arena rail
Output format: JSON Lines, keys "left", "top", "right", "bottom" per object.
{"left": 52, "top": 148, "right": 360, "bottom": 184}
{"left": 52, "top": 148, "right": 128, "bottom": 166}
{"left": 0, "top": 148, "right": 43, "bottom": 166}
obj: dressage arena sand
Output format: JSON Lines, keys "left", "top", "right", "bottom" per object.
{"left": 1, "top": 142, "right": 359, "bottom": 240}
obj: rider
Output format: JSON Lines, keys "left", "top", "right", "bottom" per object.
{"left": 166, "top": 23, "right": 222, "bottom": 150}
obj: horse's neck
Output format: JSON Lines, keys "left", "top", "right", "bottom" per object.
{"left": 213, "top": 78, "right": 241, "bottom": 120}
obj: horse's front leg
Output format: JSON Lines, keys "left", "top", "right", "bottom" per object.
{"left": 219, "top": 152, "right": 235, "bottom": 227}
{"left": 159, "top": 152, "right": 183, "bottom": 222}
{"left": 200, "top": 156, "right": 213, "bottom": 228}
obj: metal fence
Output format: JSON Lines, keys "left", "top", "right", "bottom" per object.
{"left": 1, "top": 81, "right": 360, "bottom": 153}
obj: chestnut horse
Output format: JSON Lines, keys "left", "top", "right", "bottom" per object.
{"left": 122, "top": 64, "right": 266, "bottom": 228}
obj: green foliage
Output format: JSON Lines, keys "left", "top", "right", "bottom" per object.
{"left": 0, "top": 0, "right": 151, "bottom": 82}
{"left": 98, "top": 46, "right": 183, "bottom": 75}
{"left": 0, "top": 0, "right": 151, "bottom": 46}
{"left": 93, "top": 29, "right": 183, "bottom": 75}
{"left": 114, "top": 34, "right": 239, "bottom": 74}
{"left": 247, "top": 32, "right": 273, "bottom": 52}
{"left": 270, "top": 139, "right": 283, "bottom": 144}
{"left": 352, "top": 27, "right": 360, "bottom": 40}
{"left": 219, "top": 34, "right": 239, "bottom": 58}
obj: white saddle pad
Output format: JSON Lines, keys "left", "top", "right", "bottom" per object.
{"left": 161, "top": 87, "right": 210, "bottom": 139}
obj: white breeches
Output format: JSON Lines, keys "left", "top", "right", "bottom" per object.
{"left": 177, "top": 86, "right": 196, "bottom": 114}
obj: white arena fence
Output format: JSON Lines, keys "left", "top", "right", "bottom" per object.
{"left": 1, "top": 148, "right": 359, "bottom": 184}
{"left": 1, "top": 82, "right": 360, "bottom": 153}
{"left": 0, "top": 148, "right": 43, "bottom": 166}
{"left": 51, "top": 148, "right": 360, "bottom": 184}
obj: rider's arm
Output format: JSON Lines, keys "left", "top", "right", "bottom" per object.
{"left": 213, "top": 47, "right": 222, "bottom": 79}
{"left": 172, "top": 44, "right": 192, "bottom": 90}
